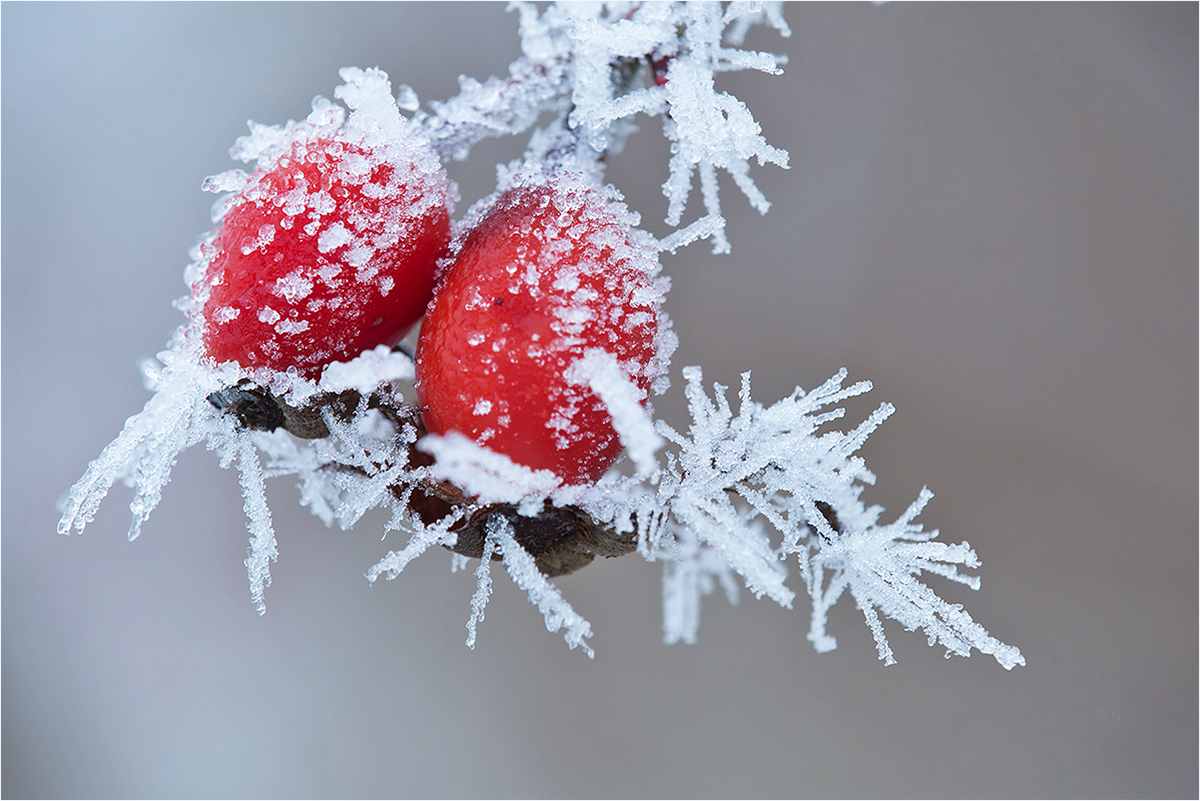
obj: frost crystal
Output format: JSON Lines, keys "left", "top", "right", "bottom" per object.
{"left": 799, "top": 488, "right": 1026, "bottom": 669}
{"left": 420, "top": 432, "right": 563, "bottom": 511}
{"left": 651, "top": 368, "right": 1024, "bottom": 669}
{"left": 488, "top": 515, "right": 595, "bottom": 658}
{"left": 58, "top": 3, "right": 1022, "bottom": 670}
{"left": 234, "top": 431, "right": 278, "bottom": 615}
{"left": 57, "top": 335, "right": 233, "bottom": 541}
{"left": 425, "top": 1, "right": 790, "bottom": 253}
{"left": 564, "top": 348, "right": 662, "bottom": 478}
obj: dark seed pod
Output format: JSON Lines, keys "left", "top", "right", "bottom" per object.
{"left": 208, "top": 380, "right": 422, "bottom": 440}
{"left": 209, "top": 377, "right": 634, "bottom": 578}
{"left": 207, "top": 381, "right": 285, "bottom": 432}
{"left": 277, "top": 390, "right": 366, "bottom": 439}
{"left": 449, "top": 502, "right": 636, "bottom": 577}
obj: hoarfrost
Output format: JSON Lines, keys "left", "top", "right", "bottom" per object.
{"left": 799, "top": 488, "right": 1026, "bottom": 669}
{"left": 57, "top": 337, "right": 234, "bottom": 541}
{"left": 662, "top": 525, "right": 740, "bottom": 645}
{"left": 489, "top": 515, "right": 595, "bottom": 658}
{"left": 318, "top": 344, "right": 415, "bottom": 393}
{"left": 274, "top": 319, "right": 310, "bottom": 335}
{"left": 419, "top": 431, "right": 562, "bottom": 511}
{"left": 564, "top": 348, "right": 661, "bottom": 478}
{"left": 201, "top": 169, "right": 249, "bottom": 195}
{"left": 234, "top": 431, "right": 278, "bottom": 615}
{"left": 366, "top": 514, "right": 463, "bottom": 585}
{"left": 58, "top": 3, "right": 1022, "bottom": 668}
{"left": 651, "top": 367, "right": 1024, "bottom": 669}
{"left": 273, "top": 270, "right": 314, "bottom": 303}
{"left": 317, "top": 222, "right": 352, "bottom": 254}
{"left": 465, "top": 530, "right": 496, "bottom": 649}
{"left": 424, "top": 1, "right": 790, "bottom": 253}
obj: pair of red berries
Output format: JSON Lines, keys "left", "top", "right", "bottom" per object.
{"left": 194, "top": 124, "right": 665, "bottom": 484}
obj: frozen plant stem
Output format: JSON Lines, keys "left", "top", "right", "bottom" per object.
{"left": 57, "top": 2, "right": 1022, "bottom": 669}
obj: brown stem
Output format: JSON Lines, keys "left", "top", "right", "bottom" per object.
{"left": 210, "top": 381, "right": 839, "bottom": 577}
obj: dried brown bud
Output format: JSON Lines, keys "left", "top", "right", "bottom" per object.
{"left": 449, "top": 502, "right": 636, "bottom": 577}
{"left": 210, "top": 379, "right": 637, "bottom": 577}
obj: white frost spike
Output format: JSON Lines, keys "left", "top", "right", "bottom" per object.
{"left": 725, "top": 1, "right": 792, "bottom": 45}
{"left": 658, "top": 366, "right": 796, "bottom": 607}
{"left": 662, "top": 526, "right": 740, "bottom": 645}
{"left": 366, "top": 514, "right": 464, "bottom": 584}
{"left": 419, "top": 431, "right": 562, "bottom": 510}
{"left": 316, "top": 408, "right": 409, "bottom": 532}
{"left": 237, "top": 433, "right": 278, "bottom": 615}
{"left": 318, "top": 344, "right": 415, "bottom": 393}
{"left": 422, "top": 2, "right": 789, "bottom": 253}
{"left": 802, "top": 489, "right": 1026, "bottom": 670}
{"left": 490, "top": 515, "right": 595, "bottom": 658}
{"left": 57, "top": 339, "right": 225, "bottom": 540}
{"left": 565, "top": 348, "right": 662, "bottom": 478}
{"left": 465, "top": 526, "right": 498, "bottom": 649}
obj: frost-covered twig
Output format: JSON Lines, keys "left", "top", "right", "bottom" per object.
{"left": 654, "top": 368, "right": 1023, "bottom": 668}
{"left": 56, "top": 2, "right": 1022, "bottom": 669}
{"left": 424, "top": 57, "right": 570, "bottom": 162}
{"left": 799, "top": 488, "right": 1026, "bottom": 669}
{"left": 421, "top": 1, "right": 791, "bottom": 252}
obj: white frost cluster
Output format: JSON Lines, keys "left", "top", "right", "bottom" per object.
{"left": 475, "top": 515, "right": 596, "bottom": 657}
{"left": 424, "top": 1, "right": 790, "bottom": 253}
{"left": 58, "top": 334, "right": 230, "bottom": 542}
{"left": 645, "top": 368, "right": 1025, "bottom": 669}
{"left": 58, "top": 3, "right": 1022, "bottom": 668}
{"left": 57, "top": 332, "right": 284, "bottom": 614}
{"left": 798, "top": 488, "right": 1026, "bottom": 669}
{"left": 565, "top": 348, "right": 662, "bottom": 478}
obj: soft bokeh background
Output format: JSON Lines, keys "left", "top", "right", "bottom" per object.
{"left": 4, "top": 3, "right": 1196, "bottom": 798}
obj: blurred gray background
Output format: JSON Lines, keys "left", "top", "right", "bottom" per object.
{"left": 3, "top": 3, "right": 1196, "bottom": 798}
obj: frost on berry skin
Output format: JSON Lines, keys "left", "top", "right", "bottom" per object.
{"left": 415, "top": 161, "right": 672, "bottom": 485}
{"left": 192, "top": 67, "right": 453, "bottom": 379}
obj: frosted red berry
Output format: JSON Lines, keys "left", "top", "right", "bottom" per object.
{"left": 415, "top": 166, "right": 669, "bottom": 484}
{"left": 195, "top": 131, "right": 451, "bottom": 378}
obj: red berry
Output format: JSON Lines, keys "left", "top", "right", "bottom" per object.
{"left": 195, "top": 129, "right": 451, "bottom": 378}
{"left": 416, "top": 166, "right": 669, "bottom": 484}
{"left": 648, "top": 53, "right": 672, "bottom": 86}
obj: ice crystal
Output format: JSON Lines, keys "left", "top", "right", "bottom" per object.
{"left": 564, "top": 348, "right": 663, "bottom": 478}
{"left": 651, "top": 368, "right": 1025, "bottom": 669}
{"left": 425, "top": 1, "right": 790, "bottom": 253}
{"left": 57, "top": 334, "right": 233, "bottom": 542}
{"left": 488, "top": 514, "right": 595, "bottom": 657}
{"left": 420, "top": 431, "right": 563, "bottom": 511}
{"left": 799, "top": 488, "right": 1026, "bottom": 669}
